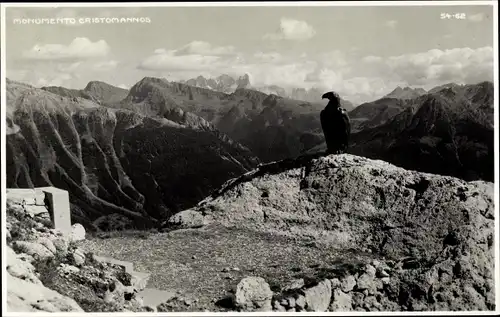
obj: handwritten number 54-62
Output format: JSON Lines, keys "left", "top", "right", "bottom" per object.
{"left": 441, "top": 13, "right": 467, "bottom": 20}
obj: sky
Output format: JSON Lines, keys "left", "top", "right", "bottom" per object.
{"left": 3, "top": 3, "right": 495, "bottom": 104}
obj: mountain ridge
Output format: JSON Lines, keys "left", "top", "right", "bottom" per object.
{"left": 6, "top": 79, "right": 260, "bottom": 228}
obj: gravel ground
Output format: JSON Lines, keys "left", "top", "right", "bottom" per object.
{"left": 79, "top": 224, "right": 379, "bottom": 311}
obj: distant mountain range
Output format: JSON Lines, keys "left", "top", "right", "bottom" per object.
{"left": 342, "top": 81, "right": 493, "bottom": 181}
{"left": 6, "top": 76, "right": 494, "bottom": 229}
{"left": 180, "top": 73, "right": 356, "bottom": 110}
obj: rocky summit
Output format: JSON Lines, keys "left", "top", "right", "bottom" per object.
{"left": 166, "top": 154, "right": 495, "bottom": 311}
{"left": 5, "top": 153, "right": 496, "bottom": 312}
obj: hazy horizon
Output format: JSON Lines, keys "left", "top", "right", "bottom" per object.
{"left": 4, "top": 4, "right": 495, "bottom": 104}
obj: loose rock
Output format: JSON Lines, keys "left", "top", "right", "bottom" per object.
{"left": 71, "top": 248, "right": 86, "bottom": 267}
{"left": 282, "top": 278, "right": 305, "bottom": 291}
{"left": 340, "top": 275, "right": 356, "bottom": 293}
{"left": 295, "top": 294, "right": 306, "bottom": 311}
{"left": 166, "top": 210, "right": 205, "bottom": 229}
{"left": 329, "top": 289, "right": 352, "bottom": 311}
{"left": 37, "top": 237, "right": 57, "bottom": 254}
{"left": 234, "top": 276, "right": 273, "bottom": 311}
{"left": 71, "top": 223, "right": 86, "bottom": 242}
{"left": 304, "top": 279, "right": 332, "bottom": 312}
{"left": 12, "top": 241, "right": 54, "bottom": 261}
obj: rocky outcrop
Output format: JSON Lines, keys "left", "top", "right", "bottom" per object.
{"left": 7, "top": 271, "right": 84, "bottom": 312}
{"left": 268, "top": 251, "right": 495, "bottom": 312}
{"left": 178, "top": 153, "right": 495, "bottom": 311}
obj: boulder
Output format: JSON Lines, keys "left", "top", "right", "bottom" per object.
{"left": 6, "top": 246, "right": 41, "bottom": 285}
{"left": 52, "top": 237, "right": 70, "bottom": 255}
{"left": 12, "top": 241, "right": 54, "bottom": 261}
{"left": 104, "top": 281, "right": 127, "bottom": 305}
{"left": 303, "top": 279, "right": 332, "bottom": 312}
{"left": 357, "top": 265, "right": 378, "bottom": 292}
{"left": 282, "top": 278, "right": 305, "bottom": 291}
{"left": 165, "top": 209, "right": 205, "bottom": 229}
{"left": 37, "top": 237, "right": 57, "bottom": 255}
{"left": 71, "top": 223, "right": 86, "bottom": 241}
{"left": 234, "top": 276, "right": 273, "bottom": 311}
{"left": 295, "top": 294, "right": 306, "bottom": 311}
{"left": 57, "top": 263, "right": 80, "bottom": 276}
{"left": 71, "top": 248, "right": 86, "bottom": 267}
{"left": 329, "top": 289, "right": 352, "bottom": 311}
{"left": 340, "top": 275, "right": 356, "bottom": 293}
{"left": 6, "top": 273, "right": 83, "bottom": 312}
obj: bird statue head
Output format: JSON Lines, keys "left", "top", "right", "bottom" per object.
{"left": 322, "top": 91, "right": 341, "bottom": 107}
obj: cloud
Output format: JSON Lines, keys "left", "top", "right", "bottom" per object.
{"left": 138, "top": 51, "right": 221, "bottom": 72}
{"left": 34, "top": 73, "right": 74, "bottom": 88}
{"left": 154, "top": 48, "right": 167, "bottom": 54}
{"left": 359, "top": 46, "right": 493, "bottom": 91}
{"left": 23, "top": 37, "right": 110, "bottom": 61}
{"left": 264, "top": 18, "right": 316, "bottom": 41}
{"left": 387, "top": 47, "right": 493, "bottom": 85}
{"left": 175, "top": 41, "right": 235, "bottom": 56}
{"left": 468, "top": 13, "right": 486, "bottom": 22}
{"left": 92, "top": 60, "right": 119, "bottom": 71}
{"left": 56, "top": 62, "right": 83, "bottom": 73}
{"left": 7, "top": 58, "right": 126, "bottom": 90}
{"left": 385, "top": 20, "right": 398, "bottom": 28}
{"left": 253, "top": 52, "right": 284, "bottom": 64}
{"left": 362, "top": 55, "right": 383, "bottom": 63}
{"left": 139, "top": 40, "right": 243, "bottom": 72}
{"left": 118, "top": 84, "right": 130, "bottom": 89}
{"left": 139, "top": 40, "right": 239, "bottom": 72}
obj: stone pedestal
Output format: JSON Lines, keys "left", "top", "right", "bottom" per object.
{"left": 39, "top": 187, "right": 72, "bottom": 237}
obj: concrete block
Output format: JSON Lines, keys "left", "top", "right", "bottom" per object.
{"left": 39, "top": 187, "right": 72, "bottom": 237}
